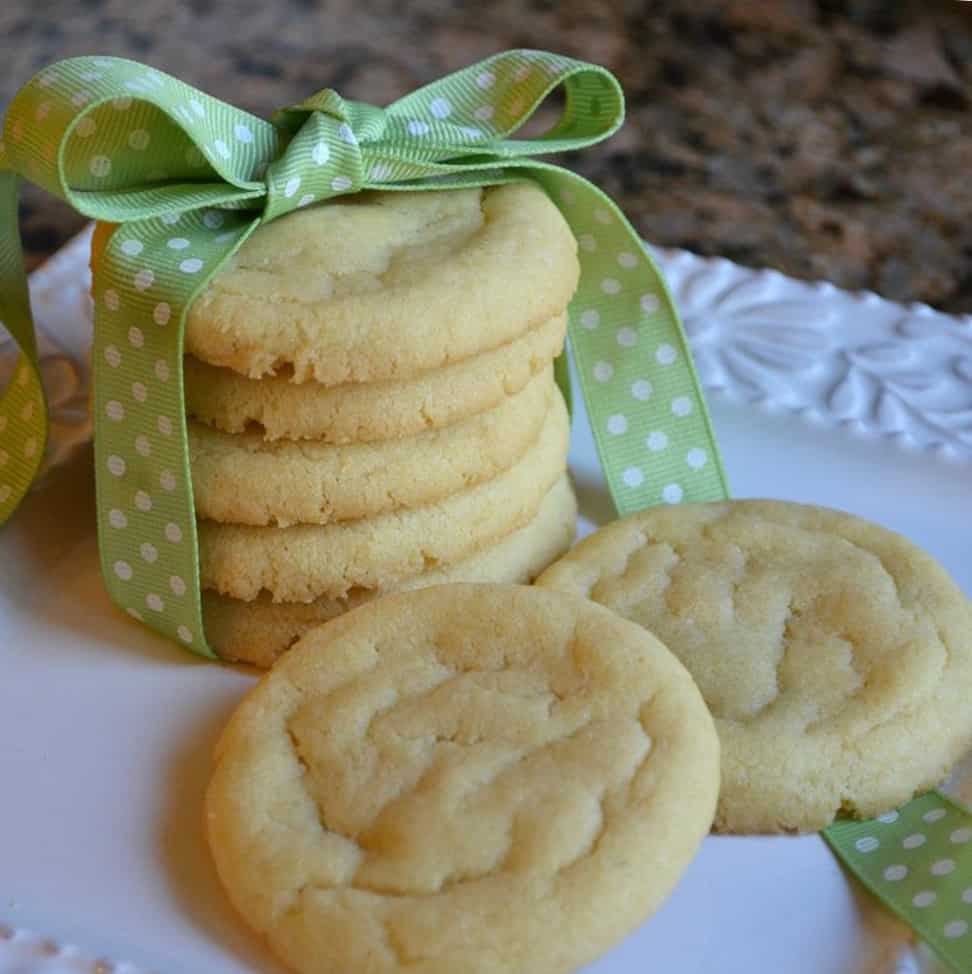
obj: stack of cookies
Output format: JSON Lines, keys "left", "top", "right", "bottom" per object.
{"left": 181, "top": 184, "right": 579, "bottom": 666}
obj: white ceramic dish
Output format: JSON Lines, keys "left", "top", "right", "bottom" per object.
{"left": 1, "top": 231, "right": 970, "bottom": 974}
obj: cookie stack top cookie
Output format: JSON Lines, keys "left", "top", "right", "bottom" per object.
{"left": 185, "top": 184, "right": 579, "bottom": 384}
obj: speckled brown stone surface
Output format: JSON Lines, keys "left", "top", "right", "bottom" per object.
{"left": 2, "top": 0, "right": 972, "bottom": 311}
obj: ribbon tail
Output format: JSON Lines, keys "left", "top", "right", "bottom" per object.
{"left": 824, "top": 791, "right": 972, "bottom": 974}
{"left": 91, "top": 211, "right": 260, "bottom": 657}
{"left": 0, "top": 170, "right": 49, "bottom": 524}
{"left": 529, "top": 167, "right": 730, "bottom": 516}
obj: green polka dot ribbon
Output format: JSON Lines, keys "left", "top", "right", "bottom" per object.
{"left": 0, "top": 50, "right": 729, "bottom": 654}
{"left": 1, "top": 52, "right": 970, "bottom": 969}
{"left": 825, "top": 792, "right": 972, "bottom": 972}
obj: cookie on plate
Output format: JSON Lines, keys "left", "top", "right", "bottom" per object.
{"left": 199, "top": 389, "right": 569, "bottom": 602}
{"left": 203, "top": 474, "right": 577, "bottom": 666}
{"left": 536, "top": 499, "right": 972, "bottom": 833}
{"left": 190, "top": 368, "right": 552, "bottom": 526}
{"left": 205, "top": 583, "right": 719, "bottom": 974}
{"left": 185, "top": 184, "right": 579, "bottom": 383}
{"left": 183, "top": 311, "right": 566, "bottom": 443}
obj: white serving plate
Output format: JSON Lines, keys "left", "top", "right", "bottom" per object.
{"left": 1, "top": 232, "right": 970, "bottom": 974}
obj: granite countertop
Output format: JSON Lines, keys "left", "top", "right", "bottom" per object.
{"left": 2, "top": 0, "right": 972, "bottom": 312}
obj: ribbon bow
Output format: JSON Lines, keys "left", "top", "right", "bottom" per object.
{"left": 0, "top": 50, "right": 727, "bottom": 656}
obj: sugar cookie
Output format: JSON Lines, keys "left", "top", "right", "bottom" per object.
{"left": 205, "top": 584, "right": 719, "bottom": 974}
{"left": 537, "top": 499, "right": 972, "bottom": 832}
{"left": 185, "top": 184, "right": 579, "bottom": 383}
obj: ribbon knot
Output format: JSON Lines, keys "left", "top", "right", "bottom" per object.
{"left": 263, "top": 90, "right": 366, "bottom": 222}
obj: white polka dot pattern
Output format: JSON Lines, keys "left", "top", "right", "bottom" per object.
{"left": 661, "top": 483, "right": 683, "bottom": 504}
{"left": 647, "top": 431, "right": 668, "bottom": 451}
{"left": 600, "top": 277, "right": 621, "bottom": 295}
{"left": 655, "top": 343, "right": 676, "bottom": 365}
{"left": 89, "top": 208, "right": 255, "bottom": 659}
{"left": 593, "top": 361, "right": 613, "bottom": 383}
{"left": 606, "top": 414, "right": 627, "bottom": 435}
{"left": 539, "top": 164, "right": 726, "bottom": 510}
{"left": 686, "top": 447, "right": 707, "bottom": 469}
{"left": 672, "top": 396, "right": 693, "bottom": 417}
{"left": 824, "top": 792, "right": 972, "bottom": 967}
{"left": 133, "top": 269, "right": 154, "bottom": 291}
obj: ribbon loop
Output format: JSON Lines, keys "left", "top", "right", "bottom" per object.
{"left": 382, "top": 50, "right": 624, "bottom": 157}
{"left": 2, "top": 59, "right": 270, "bottom": 234}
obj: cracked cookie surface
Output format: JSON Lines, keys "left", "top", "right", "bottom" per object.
{"left": 205, "top": 583, "right": 719, "bottom": 974}
{"left": 537, "top": 499, "right": 972, "bottom": 833}
{"left": 184, "top": 184, "right": 579, "bottom": 383}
